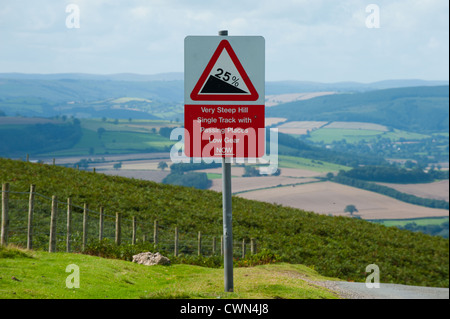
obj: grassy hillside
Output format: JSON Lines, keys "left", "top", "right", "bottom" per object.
{"left": 267, "top": 86, "right": 449, "bottom": 133}
{"left": 0, "top": 246, "right": 338, "bottom": 299}
{"left": 0, "top": 158, "right": 448, "bottom": 288}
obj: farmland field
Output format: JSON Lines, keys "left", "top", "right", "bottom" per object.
{"left": 307, "top": 126, "right": 431, "bottom": 144}
{"left": 374, "top": 217, "right": 449, "bottom": 227}
{"left": 376, "top": 180, "right": 449, "bottom": 202}
{"left": 265, "top": 92, "right": 336, "bottom": 107}
{"left": 309, "top": 128, "right": 387, "bottom": 144}
{"left": 276, "top": 121, "right": 328, "bottom": 135}
{"left": 238, "top": 181, "right": 449, "bottom": 220}
{"left": 265, "top": 117, "right": 287, "bottom": 127}
{"left": 323, "top": 122, "right": 388, "bottom": 131}
{"left": 209, "top": 176, "right": 319, "bottom": 193}
{"left": 278, "top": 155, "right": 350, "bottom": 173}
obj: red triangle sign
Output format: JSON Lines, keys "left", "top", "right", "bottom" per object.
{"left": 190, "top": 40, "right": 259, "bottom": 101}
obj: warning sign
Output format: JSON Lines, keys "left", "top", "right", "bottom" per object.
{"left": 184, "top": 36, "right": 265, "bottom": 158}
{"left": 190, "top": 40, "right": 259, "bottom": 101}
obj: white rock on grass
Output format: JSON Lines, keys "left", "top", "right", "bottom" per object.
{"left": 132, "top": 252, "right": 171, "bottom": 266}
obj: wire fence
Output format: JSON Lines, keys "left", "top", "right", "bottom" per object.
{"left": 1, "top": 183, "right": 257, "bottom": 258}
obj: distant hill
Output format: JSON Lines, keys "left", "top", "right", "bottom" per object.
{"left": 267, "top": 85, "right": 449, "bottom": 133}
{"left": 0, "top": 77, "right": 184, "bottom": 120}
{"left": 0, "top": 72, "right": 185, "bottom": 82}
{"left": 265, "top": 79, "right": 449, "bottom": 95}
{"left": 0, "top": 73, "right": 448, "bottom": 122}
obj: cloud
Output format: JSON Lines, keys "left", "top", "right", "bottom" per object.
{"left": 0, "top": 0, "right": 447, "bottom": 82}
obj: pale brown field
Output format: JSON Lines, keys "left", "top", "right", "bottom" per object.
{"left": 209, "top": 176, "right": 318, "bottom": 193}
{"left": 238, "top": 181, "right": 449, "bottom": 220}
{"left": 377, "top": 180, "right": 449, "bottom": 202}
{"left": 197, "top": 166, "right": 324, "bottom": 179}
{"left": 265, "top": 117, "right": 287, "bottom": 126}
{"left": 276, "top": 121, "right": 328, "bottom": 135}
{"left": 323, "top": 121, "right": 388, "bottom": 131}
{"left": 265, "top": 92, "right": 336, "bottom": 107}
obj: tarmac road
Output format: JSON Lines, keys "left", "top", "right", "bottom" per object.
{"left": 327, "top": 281, "right": 449, "bottom": 299}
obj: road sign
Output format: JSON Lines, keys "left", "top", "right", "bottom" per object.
{"left": 190, "top": 39, "right": 259, "bottom": 101}
{"left": 184, "top": 36, "right": 265, "bottom": 158}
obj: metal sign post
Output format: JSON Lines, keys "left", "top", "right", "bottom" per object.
{"left": 219, "top": 30, "right": 234, "bottom": 293}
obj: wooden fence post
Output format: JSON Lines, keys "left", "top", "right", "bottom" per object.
{"left": 115, "top": 212, "right": 121, "bottom": 245}
{"left": 154, "top": 220, "right": 158, "bottom": 246}
{"left": 82, "top": 203, "right": 88, "bottom": 251}
{"left": 212, "top": 236, "right": 217, "bottom": 255}
{"left": 198, "top": 231, "right": 202, "bottom": 256}
{"left": 132, "top": 216, "right": 137, "bottom": 245}
{"left": 66, "top": 198, "right": 72, "bottom": 252}
{"left": 251, "top": 238, "right": 257, "bottom": 254}
{"left": 1, "top": 183, "right": 9, "bottom": 246}
{"left": 174, "top": 227, "right": 179, "bottom": 257}
{"left": 220, "top": 235, "right": 223, "bottom": 256}
{"left": 99, "top": 206, "right": 104, "bottom": 241}
{"left": 242, "top": 238, "right": 246, "bottom": 258}
{"left": 27, "top": 184, "right": 35, "bottom": 250}
{"left": 49, "top": 196, "right": 57, "bottom": 253}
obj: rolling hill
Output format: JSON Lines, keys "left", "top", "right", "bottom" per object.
{"left": 1, "top": 73, "right": 448, "bottom": 127}
{"left": 0, "top": 158, "right": 448, "bottom": 288}
{"left": 267, "top": 85, "right": 449, "bottom": 133}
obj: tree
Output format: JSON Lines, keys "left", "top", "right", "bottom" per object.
{"left": 158, "top": 161, "right": 168, "bottom": 171}
{"left": 344, "top": 204, "right": 358, "bottom": 217}
{"left": 242, "top": 166, "right": 259, "bottom": 177}
{"left": 97, "top": 127, "right": 106, "bottom": 139}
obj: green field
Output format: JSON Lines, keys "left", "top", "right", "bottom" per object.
{"left": 278, "top": 155, "right": 351, "bottom": 173}
{"left": 206, "top": 173, "right": 223, "bottom": 180}
{"left": 39, "top": 119, "right": 176, "bottom": 157}
{"left": 0, "top": 246, "right": 338, "bottom": 299}
{"left": 309, "top": 128, "right": 430, "bottom": 144}
{"left": 372, "top": 217, "right": 449, "bottom": 228}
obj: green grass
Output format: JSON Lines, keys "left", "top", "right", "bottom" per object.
{"left": 18, "top": 118, "right": 179, "bottom": 157}
{"left": 309, "top": 128, "right": 382, "bottom": 144}
{"left": 41, "top": 128, "right": 174, "bottom": 157}
{"left": 372, "top": 217, "right": 449, "bottom": 228}
{"left": 278, "top": 155, "right": 351, "bottom": 173}
{"left": 206, "top": 173, "right": 223, "bottom": 180}
{"left": 0, "top": 246, "right": 338, "bottom": 299}
{"left": 0, "top": 158, "right": 448, "bottom": 288}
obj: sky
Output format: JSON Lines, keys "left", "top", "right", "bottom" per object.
{"left": 0, "top": 0, "right": 448, "bottom": 83}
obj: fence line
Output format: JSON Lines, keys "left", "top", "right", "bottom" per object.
{"left": 1, "top": 184, "right": 258, "bottom": 258}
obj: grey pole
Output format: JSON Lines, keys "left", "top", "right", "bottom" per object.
{"left": 219, "top": 29, "right": 234, "bottom": 293}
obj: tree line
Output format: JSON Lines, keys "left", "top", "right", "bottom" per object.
{"left": 0, "top": 121, "right": 82, "bottom": 157}
{"left": 340, "top": 165, "right": 449, "bottom": 184}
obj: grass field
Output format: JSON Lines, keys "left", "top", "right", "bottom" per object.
{"left": 39, "top": 119, "right": 176, "bottom": 157}
{"left": 308, "top": 127, "right": 430, "bottom": 144}
{"left": 0, "top": 246, "right": 339, "bottom": 299}
{"left": 278, "top": 155, "right": 350, "bottom": 173}
{"left": 372, "top": 217, "right": 449, "bottom": 228}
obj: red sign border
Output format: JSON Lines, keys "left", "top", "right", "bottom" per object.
{"left": 190, "top": 40, "right": 259, "bottom": 102}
